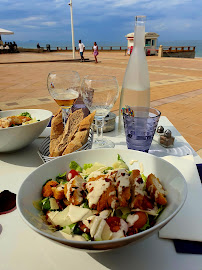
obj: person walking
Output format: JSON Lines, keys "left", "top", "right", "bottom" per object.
{"left": 78, "top": 40, "right": 85, "bottom": 62}
{"left": 93, "top": 42, "right": 99, "bottom": 63}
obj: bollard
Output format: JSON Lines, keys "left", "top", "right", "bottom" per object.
{"left": 158, "top": 45, "right": 163, "bottom": 57}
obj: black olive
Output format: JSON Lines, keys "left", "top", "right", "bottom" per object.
{"left": 157, "top": 126, "right": 164, "bottom": 133}
{"left": 164, "top": 129, "right": 172, "bottom": 138}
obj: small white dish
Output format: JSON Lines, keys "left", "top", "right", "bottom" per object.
{"left": 0, "top": 109, "right": 52, "bottom": 152}
{"left": 17, "top": 148, "right": 187, "bottom": 252}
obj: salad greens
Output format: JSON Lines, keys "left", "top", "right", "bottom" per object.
{"left": 41, "top": 197, "right": 50, "bottom": 211}
{"left": 20, "top": 112, "right": 32, "bottom": 119}
{"left": 56, "top": 172, "right": 67, "bottom": 184}
{"left": 83, "top": 164, "right": 93, "bottom": 170}
{"left": 113, "top": 154, "right": 129, "bottom": 170}
{"left": 69, "top": 161, "right": 82, "bottom": 172}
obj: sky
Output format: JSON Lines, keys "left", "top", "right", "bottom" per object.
{"left": 0, "top": 0, "right": 202, "bottom": 46}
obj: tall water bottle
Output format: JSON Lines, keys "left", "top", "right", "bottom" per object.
{"left": 119, "top": 15, "right": 150, "bottom": 131}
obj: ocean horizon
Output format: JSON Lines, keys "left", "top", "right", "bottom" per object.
{"left": 3, "top": 38, "right": 202, "bottom": 58}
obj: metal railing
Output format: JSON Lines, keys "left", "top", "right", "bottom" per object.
{"left": 162, "top": 46, "right": 196, "bottom": 52}
{"left": 50, "top": 45, "right": 127, "bottom": 51}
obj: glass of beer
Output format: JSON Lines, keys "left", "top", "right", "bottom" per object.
{"left": 47, "top": 71, "right": 80, "bottom": 125}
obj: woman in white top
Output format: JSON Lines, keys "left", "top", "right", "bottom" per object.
{"left": 93, "top": 42, "right": 99, "bottom": 63}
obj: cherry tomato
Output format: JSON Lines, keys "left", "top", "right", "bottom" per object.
{"left": 133, "top": 211, "right": 147, "bottom": 229}
{"left": 67, "top": 170, "right": 79, "bottom": 180}
{"left": 106, "top": 216, "right": 121, "bottom": 232}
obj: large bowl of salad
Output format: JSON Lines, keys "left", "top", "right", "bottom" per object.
{"left": 0, "top": 109, "right": 52, "bottom": 152}
{"left": 17, "top": 149, "right": 187, "bottom": 251}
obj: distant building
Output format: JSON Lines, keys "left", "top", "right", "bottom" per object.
{"left": 125, "top": 32, "right": 159, "bottom": 55}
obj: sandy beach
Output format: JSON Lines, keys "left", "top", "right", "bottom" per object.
{"left": 0, "top": 51, "right": 202, "bottom": 156}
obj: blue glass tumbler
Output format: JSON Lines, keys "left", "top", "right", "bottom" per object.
{"left": 123, "top": 107, "right": 161, "bottom": 152}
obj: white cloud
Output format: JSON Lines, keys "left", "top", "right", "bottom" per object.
{"left": 24, "top": 25, "right": 39, "bottom": 29}
{"left": 42, "top": 21, "right": 57, "bottom": 26}
{"left": 24, "top": 16, "right": 44, "bottom": 22}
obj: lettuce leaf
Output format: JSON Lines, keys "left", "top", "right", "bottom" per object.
{"left": 69, "top": 161, "right": 82, "bottom": 172}
{"left": 56, "top": 172, "right": 67, "bottom": 183}
{"left": 141, "top": 173, "right": 147, "bottom": 182}
{"left": 112, "top": 154, "right": 129, "bottom": 170}
{"left": 20, "top": 112, "right": 32, "bottom": 119}
{"left": 83, "top": 163, "right": 93, "bottom": 170}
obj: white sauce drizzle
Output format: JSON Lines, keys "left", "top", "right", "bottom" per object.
{"left": 126, "top": 214, "right": 139, "bottom": 227}
{"left": 56, "top": 186, "right": 63, "bottom": 191}
{"left": 135, "top": 181, "right": 146, "bottom": 196}
{"left": 112, "top": 219, "right": 128, "bottom": 239}
{"left": 132, "top": 205, "right": 159, "bottom": 216}
{"left": 86, "top": 178, "right": 110, "bottom": 208}
{"left": 111, "top": 199, "right": 117, "bottom": 209}
{"left": 109, "top": 191, "right": 116, "bottom": 196}
{"left": 139, "top": 162, "right": 144, "bottom": 174}
{"left": 87, "top": 168, "right": 106, "bottom": 180}
{"left": 115, "top": 169, "right": 130, "bottom": 193}
{"left": 130, "top": 160, "right": 138, "bottom": 165}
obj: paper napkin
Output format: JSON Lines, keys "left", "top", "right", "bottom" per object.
{"left": 159, "top": 155, "right": 202, "bottom": 242}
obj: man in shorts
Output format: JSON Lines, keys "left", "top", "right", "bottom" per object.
{"left": 78, "top": 40, "right": 85, "bottom": 62}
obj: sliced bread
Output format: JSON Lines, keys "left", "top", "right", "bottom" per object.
{"left": 51, "top": 109, "right": 84, "bottom": 157}
{"left": 62, "top": 129, "right": 89, "bottom": 155}
{"left": 49, "top": 108, "right": 64, "bottom": 156}
{"left": 78, "top": 111, "right": 96, "bottom": 131}
{"left": 61, "top": 111, "right": 95, "bottom": 155}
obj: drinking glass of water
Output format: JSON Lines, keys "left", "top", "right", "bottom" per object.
{"left": 81, "top": 75, "right": 119, "bottom": 148}
{"left": 47, "top": 70, "right": 80, "bottom": 126}
{"left": 123, "top": 107, "right": 161, "bottom": 152}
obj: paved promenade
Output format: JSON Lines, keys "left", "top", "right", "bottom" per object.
{"left": 0, "top": 51, "right": 202, "bottom": 156}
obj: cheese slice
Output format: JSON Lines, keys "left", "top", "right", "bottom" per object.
{"left": 68, "top": 205, "right": 92, "bottom": 223}
{"left": 47, "top": 206, "right": 72, "bottom": 227}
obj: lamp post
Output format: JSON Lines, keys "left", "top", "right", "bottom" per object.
{"left": 68, "top": 0, "right": 75, "bottom": 59}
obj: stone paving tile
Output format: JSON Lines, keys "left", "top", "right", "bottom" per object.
{"left": 182, "top": 124, "right": 202, "bottom": 136}
{"left": 180, "top": 132, "right": 202, "bottom": 147}
{"left": 6, "top": 102, "right": 19, "bottom": 106}
{"left": 197, "top": 133, "right": 202, "bottom": 140}
{"left": 197, "top": 149, "right": 202, "bottom": 157}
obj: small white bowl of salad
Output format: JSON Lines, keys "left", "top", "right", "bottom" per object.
{"left": 17, "top": 148, "right": 187, "bottom": 251}
{"left": 0, "top": 109, "right": 52, "bottom": 152}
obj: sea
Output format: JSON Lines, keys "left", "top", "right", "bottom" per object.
{"left": 4, "top": 39, "right": 202, "bottom": 58}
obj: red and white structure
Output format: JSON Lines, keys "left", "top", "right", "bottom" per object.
{"left": 126, "top": 32, "right": 159, "bottom": 55}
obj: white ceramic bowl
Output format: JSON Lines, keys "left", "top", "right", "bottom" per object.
{"left": 0, "top": 109, "right": 52, "bottom": 152}
{"left": 17, "top": 149, "right": 187, "bottom": 252}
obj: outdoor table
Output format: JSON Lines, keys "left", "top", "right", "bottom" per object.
{"left": 0, "top": 116, "right": 202, "bottom": 270}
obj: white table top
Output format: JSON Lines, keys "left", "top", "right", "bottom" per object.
{"left": 0, "top": 116, "right": 201, "bottom": 270}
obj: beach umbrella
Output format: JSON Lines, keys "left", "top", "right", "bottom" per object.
{"left": 0, "top": 28, "right": 14, "bottom": 35}
{"left": 0, "top": 28, "right": 14, "bottom": 43}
